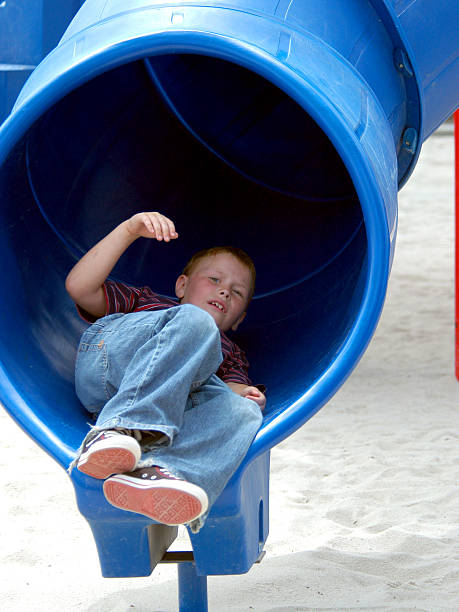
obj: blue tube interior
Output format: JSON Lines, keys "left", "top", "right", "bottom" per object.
{"left": 0, "top": 55, "right": 367, "bottom": 455}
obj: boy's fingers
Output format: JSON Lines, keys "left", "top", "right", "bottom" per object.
{"left": 136, "top": 212, "right": 177, "bottom": 241}
{"left": 246, "top": 388, "right": 266, "bottom": 410}
{"left": 143, "top": 214, "right": 156, "bottom": 234}
{"left": 151, "top": 215, "right": 164, "bottom": 240}
{"left": 159, "top": 217, "right": 172, "bottom": 241}
{"left": 167, "top": 219, "right": 178, "bottom": 239}
{"left": 160, "top": 215, "right": 178, "bottom": 240}
{"left": 246, "top": 394, "right": 265, "bottom": 409}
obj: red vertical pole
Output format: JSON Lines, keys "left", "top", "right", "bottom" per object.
{"left": 455, "top": 111, "right": 459, "bottom": 380}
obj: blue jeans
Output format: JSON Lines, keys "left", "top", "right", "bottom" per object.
{"left": 74, "top": 304, "right": 262, "bottom": 530}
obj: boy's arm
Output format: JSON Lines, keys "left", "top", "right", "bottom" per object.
{"left": 65, "top": 212, "right": 178, "bottom": 319}
{"left": 227, "top": 382, "right": 266, "bottom": 411}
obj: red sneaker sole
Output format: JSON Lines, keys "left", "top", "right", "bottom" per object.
{"left": 77, "top": 448, "right": 137, "bottom": 480}
{"left": 103, "top": 479, "right": 204, "bottom": 525}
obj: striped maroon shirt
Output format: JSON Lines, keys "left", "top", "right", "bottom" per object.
{"left": 79, "top": 279, "right": 252, "bottom": 386}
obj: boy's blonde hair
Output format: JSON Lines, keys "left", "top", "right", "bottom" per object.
{"left": 182, "top": 246, "right": 256, "bottom": 303}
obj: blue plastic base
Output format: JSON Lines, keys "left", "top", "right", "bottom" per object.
{"left": 72, "top": 469, "right": 177, "bottom": 577}
{"left": 191, "top": 451, "right": 270, "bottom": 576}
{"left": 70, "top": 451, "right": 270, "bottom": 578}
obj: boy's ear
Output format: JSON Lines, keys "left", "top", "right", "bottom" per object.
{"left": 175, "top": 274, "right": 188, "bottom": 299}
{"left": 231, "top": 311, "right": 246, "bottom": 331}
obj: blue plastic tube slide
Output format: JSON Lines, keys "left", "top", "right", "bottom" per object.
{"left": 0, "top": 0, "right": 457, "bottom": 475}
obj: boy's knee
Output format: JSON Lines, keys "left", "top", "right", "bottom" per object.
{"left": 178, "top": 304, "right": 219, "bottom": 337}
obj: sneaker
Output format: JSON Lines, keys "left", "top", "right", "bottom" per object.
{"left": 103, "top": 466, "right": 209, "bottom": 525}
{"left": 77, "top": 429, "right": 142, "bottom": 480}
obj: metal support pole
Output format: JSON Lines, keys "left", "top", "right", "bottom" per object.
{"left": 177, "top": 561, "right": 208, "bottom": 612}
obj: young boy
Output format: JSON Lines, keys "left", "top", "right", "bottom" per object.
{"left": 66, "top": 211, "right": 265, "bottom": 532}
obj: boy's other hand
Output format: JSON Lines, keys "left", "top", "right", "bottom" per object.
{"left": 126, "top": 212, "right": 178, "bottom": 242}
{"left": 242, "top": 386, "right": 266, "bottom": 411}
{"left": 227, "top": 382, "right": 266, "bottom": 411}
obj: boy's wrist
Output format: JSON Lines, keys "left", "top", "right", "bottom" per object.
{"left": 119, "top": 219, "right": 141, "bottom": 244}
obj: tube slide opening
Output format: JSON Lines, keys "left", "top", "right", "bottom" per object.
{"left": 0, "top": 52, "right": 368, "bottom": 456}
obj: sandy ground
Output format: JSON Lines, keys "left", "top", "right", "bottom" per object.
{"left": 1, "top": 120, "right": 457, "bottom": 611}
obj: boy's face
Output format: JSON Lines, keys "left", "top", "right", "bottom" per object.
{"left": 175, "top": 253, "right": 252, "bottom": 332}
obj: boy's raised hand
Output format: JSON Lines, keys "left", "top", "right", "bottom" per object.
{"left": 66, "top": 211, "right": 178, "bottom": 319}
{"left": 126, "top": 212, "right": 178, "bottom": 242}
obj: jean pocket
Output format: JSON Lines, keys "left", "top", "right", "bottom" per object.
{"left": 75, "top": 339, "right": 110, "bottom": 412}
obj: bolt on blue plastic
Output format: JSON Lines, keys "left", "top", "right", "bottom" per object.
{"left": 0, "top": 0, "right": 457, "bottom": 588}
